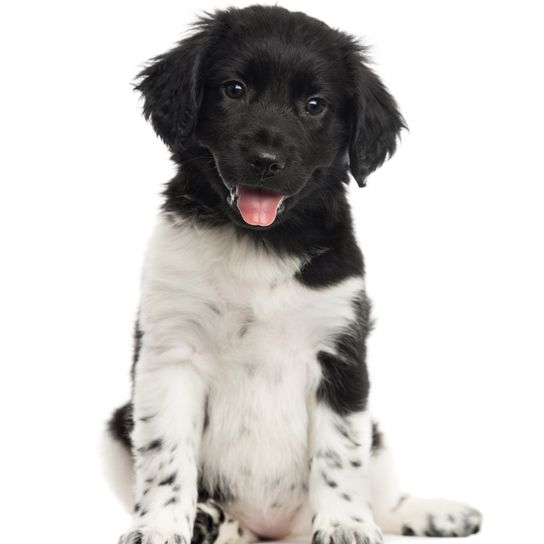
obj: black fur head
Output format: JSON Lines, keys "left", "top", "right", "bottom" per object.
{"left": 136, "top": 6, "right": 405, "bottom": 245}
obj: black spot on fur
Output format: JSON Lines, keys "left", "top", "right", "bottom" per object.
{"left": 350, "top": 459, "right": 362, "bottom": 468}
{"left": 424, "top": 516, "right": 443, "bottom": 537}
{"left": 165, "top": 496, "right": 179, "bottom": 506}
{"left": 317, "top": 448, "right": 344, "bottom": 469}
{"left": 138, "top": 438, "right": 163, "bottom": 454}
{"left": 203, "top": 396, "right": 210, "bottom": 432}
{"left": 131, "top": 319, "right": 143, "bottom": 380}
{"left": 335, "top": 421, "right": 362, "bottom": 448}
{"left": 312, "top": 530, "right": 326, "bottom": 544}
{"left": 393, "top": 494, "right": 408, "bottom": 511}
{"left": 125, "top": 531, "right": 143, "bottom": 544}
{"left": 108, "top": 402, "right": 134, "bottom": 450}
{"left": 402, "top": 526, "right": 415, "bottom": 536}
{"left": 340, "top": 493, "right": 352, "bottom": 501}
{"left": 322, "top": 470, "right": 338, "bottom": 488}
{"left": 206, "top": 302, "right": 221, "bottom": 315}
{"left": 371, "top": 421, "right": 383, "bottom": 454}
{"left": 159, "top": 472, "right": 177, "bottom": 486}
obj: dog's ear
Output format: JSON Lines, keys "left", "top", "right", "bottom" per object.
{"left": 135, "top": 31, "right": 208, "bottom": 150}
{"left": 348, "top": 59, "right": 406, "bottom": 187}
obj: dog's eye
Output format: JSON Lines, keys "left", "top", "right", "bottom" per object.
{"left": 224, "top": 81, "right": 246, "bottom": 99}
{"left": 305, "top": 97, "right": 326, "bottom": 115}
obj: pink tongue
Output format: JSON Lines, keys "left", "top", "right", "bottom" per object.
{"left": 236, "top": 185, "right": 284, "bottom": 226}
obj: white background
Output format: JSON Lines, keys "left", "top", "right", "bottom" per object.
{"left": 1, "top": 1, "right": 542, "bottom": 542}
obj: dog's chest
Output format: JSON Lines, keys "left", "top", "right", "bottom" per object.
{"left": 143, "top": 218, "right": 363, "bottom": 535}
{"left": 197, "top": 252, "right": 315, "bottom": 496}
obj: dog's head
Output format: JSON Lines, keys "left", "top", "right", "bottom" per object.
{"left": 137, "top": 6, "right": 405, "bottom": 229}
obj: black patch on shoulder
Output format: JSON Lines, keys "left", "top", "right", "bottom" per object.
{"left": 295, "top": 203, "right": 364, "bottom": 288}
{"left": 316, "top": 293, "right": 372, "bottom": 415}
{"left": 108, "top": 402, "right": 134, "bottom": 450}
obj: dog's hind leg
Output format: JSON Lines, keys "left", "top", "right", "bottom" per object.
{"left": 369, "top": 424, "right": 482, "bottom": 537}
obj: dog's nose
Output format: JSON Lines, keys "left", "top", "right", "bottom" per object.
{"left": 247, "top": 148, "right": 285, "bottom": 178}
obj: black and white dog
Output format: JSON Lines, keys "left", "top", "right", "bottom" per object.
{"left": 105, "top": 6, "right": 482, "bottom": 544}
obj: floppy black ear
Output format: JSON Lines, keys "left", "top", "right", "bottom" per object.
{"left": 348, "top": 62, "right": 406, "bottom": 187}
{"left": 135, "top": 31, "right": 208, "bottom": 150}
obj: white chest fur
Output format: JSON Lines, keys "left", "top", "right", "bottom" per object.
{"left": 138, "top": 215, "right": 365, "bottom": 536}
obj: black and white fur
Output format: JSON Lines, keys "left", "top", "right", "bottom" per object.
{"left": 104, "top": 6, "right": 482, "bottom": 544}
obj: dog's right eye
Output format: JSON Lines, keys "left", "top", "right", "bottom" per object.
{"left": 224, "top": 81, "right": 246, "bottom": 99}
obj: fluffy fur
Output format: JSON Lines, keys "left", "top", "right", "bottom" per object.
{"left": 104, "top": 6, "right": 482, "bottom": 544}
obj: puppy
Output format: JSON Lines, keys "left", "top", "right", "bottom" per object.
{"left": 105, "top": 6, "right": 482, "bottom": 544}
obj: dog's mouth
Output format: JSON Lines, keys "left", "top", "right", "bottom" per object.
{"left": 228, "top": 184, "right": 286, "bottom": 227}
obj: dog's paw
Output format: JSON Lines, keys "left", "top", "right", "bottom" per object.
{"left": 119, "top": 529, "right": 188, "bottom": 544}
{"left": 397, "top": 498, "right": 482, "bottom": 537}
{"left": 313, "top": 519, "right": 383, "bottom": 544}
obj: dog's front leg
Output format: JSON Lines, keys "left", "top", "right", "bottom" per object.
{"left": 120, "top": 343, "right": 205, "bottom": 544}
{"left": 309, "top": 402, "right": 383, "bottom": 544}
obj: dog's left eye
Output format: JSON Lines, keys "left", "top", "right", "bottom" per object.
{"left": 224, "top": 81, "right": 246, "bottom": 99}
{"left": 305, "top": 97, "right": 327, "bottom": 115}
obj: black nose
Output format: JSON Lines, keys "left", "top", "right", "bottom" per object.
{"left": 247, "top": 148, "right": 285, "bottom": 178}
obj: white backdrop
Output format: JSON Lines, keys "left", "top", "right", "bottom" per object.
{"left": 1, "top": 1, "right": 542, "bottom": 542}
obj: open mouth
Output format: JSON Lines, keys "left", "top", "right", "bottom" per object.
{"left": 229, "top": 184, "right": 286, "bottom": 227}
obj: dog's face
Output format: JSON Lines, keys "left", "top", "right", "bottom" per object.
{"left": 137, "top": 6, "right": 405, "bottom": 229}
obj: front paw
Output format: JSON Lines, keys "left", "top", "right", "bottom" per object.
{"left": 119, "top": 529, "right": 188, "bottom": 544}
{"left": 313, "top": 520, "right": 383, "bottom": 544}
